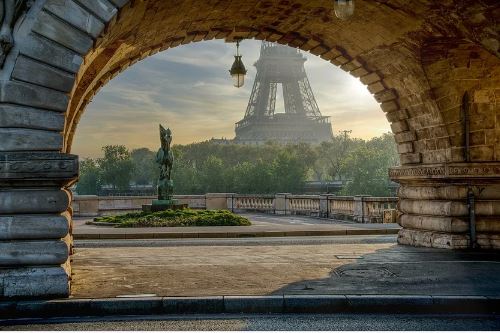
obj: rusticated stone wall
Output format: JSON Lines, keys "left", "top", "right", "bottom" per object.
{"left": 0, "top": 0, "right": 498, "bottom": 298}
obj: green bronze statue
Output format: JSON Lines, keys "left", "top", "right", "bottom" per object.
{"left": 143, "top": 125, "right": 186, "bottom": 212}
{"left": 156, "top": 125, "right": 174, "bottom": 201}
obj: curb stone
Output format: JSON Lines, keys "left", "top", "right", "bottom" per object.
{"left": 163, "top": 296, "right": 224, "bottom": 313}
{"left": 224, "top": 296, "right": 284, "bottom": 313}
{"left": 284, "top": 295, "right": 349, "bottom": 313}
{"left": 0, "top": 295, "right": 498, "bottom": 319}
{"left": 345, "top": 295, "right": 434, "bottom": 313}
{"left": 73, "top": 228, "right": 399, "bottom": 240}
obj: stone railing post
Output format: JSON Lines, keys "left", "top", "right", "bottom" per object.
{"left": 354, "top": 195, "right": 371, "bottom": 223}
{"left": 226, "top": 193, "right": 236, "bottom": 212}
{"left": 319, "top": 194, "right": 329, "bottom": 218}
{"left": 0, "top": 152, "right": 78, "bottom": 298}
{"left": 274, "top": 193, "right": 291, "bottom": 215}
{"left": 72, "top": 195, "right": 99, "bottom": 217}
{"left": 390, "top": 163, "right": 500, "bottom": 249}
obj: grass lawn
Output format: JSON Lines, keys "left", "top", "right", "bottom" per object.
{"left": 92, "top": 209, "right": 251, "bottom": 228}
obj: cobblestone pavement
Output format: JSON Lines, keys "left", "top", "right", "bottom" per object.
{"left": 71, "top": 235, "right": 500, "bottom": 298}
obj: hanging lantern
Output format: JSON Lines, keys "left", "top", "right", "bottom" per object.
{"left": 334, "top": 0, "right": 355, "bottom": 20}
{"left": 229, "top": 40, "right": 247, "bottom": 88}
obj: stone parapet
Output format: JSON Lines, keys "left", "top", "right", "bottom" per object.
{"left": 72, "top": 194, "right": 399, "bottom": 224}
{"left": 206, "top": 193, "right": 236, "bottom": 210}
{"left": 72, "top": 195, "right": 207, "bottom": 216}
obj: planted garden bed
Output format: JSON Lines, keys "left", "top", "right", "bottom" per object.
{"left": 90, "top": 209, "right": 251, "bottom": 228}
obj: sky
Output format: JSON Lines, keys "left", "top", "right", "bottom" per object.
{"left": 72, "top": 39, "right": 390, "bottom": 158}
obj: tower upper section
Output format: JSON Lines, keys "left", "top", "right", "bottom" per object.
{"left": 243, "top": 42, "right": 323, "bottom": 120}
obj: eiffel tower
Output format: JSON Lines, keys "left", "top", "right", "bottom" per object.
{"left": 234, "top": 42, "right": 333, "bottom": 145}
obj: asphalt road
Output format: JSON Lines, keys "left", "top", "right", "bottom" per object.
{"left": 75, "top": 234, "right": 398, "bottom": 248}
{"left": 3, "top": 314, "right": 500, "bottom": 330}
{"left": 241, "top": 214, "right": 360, "bottom": 225}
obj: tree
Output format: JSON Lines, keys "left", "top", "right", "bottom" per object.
{"left": 98, "top": 145, "right": 134, "bottom": 191}
{"left": 198, "top": 155, "right": 227, "bottom": 193}
{"left": 271, "top": 149, "right": 308, "bottom": 193}
{"left": 75, "top": 132, "right": 399, "bottom": 196}
{"left": 243, "top": 160, "right": 274, "bottom": 193}
{"left": 316, "top": 134, "right": 361, "bottom": 181}
{"left": 75, "top": 158, "right": 101, "bottom": 195}
{"left": 172, "top": 158, "right": 201, "bottom": 194}
{"left": 366, "top": 132, "right": 399, "bottom": 167}
{"left": 131, "top": 148, "right": 158, "bottom": 185}
{"left": 340, "top": 133, "right": 399, "bottom": 196}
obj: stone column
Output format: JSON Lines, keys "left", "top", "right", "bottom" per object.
{"left": 353, "top": 195, "right": 371, "bottom": 223}
{"left": 274, "top": 193, "right": 291, "bottom": 215}
{"left": 0, "top": 152, "right": 78, "bottom": 298}
{"left": 319, "top": 194, "right": 329, "bottom": 218}
{"left": 390, "top": 163, "right": 500, "bottom": 249}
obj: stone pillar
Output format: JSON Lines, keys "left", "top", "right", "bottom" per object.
{"left": 72, "top": 195, "right": 99, "bottom": 217}
{"left": 353, "top": 195, "right": 371, "bottom": 223}
{"left": 205, "top": 193, "right": 236, "bottom": 210}
{"left": 390, "top": 163, "right": 500, "bottom": 249}
{"left": 0, "top": 152, "right": 78, "bottom": 298}
{"left": 274, "top": 193, "right": 291, "bottom": 215}
{"left": 319, "top": 194, "right": 329, "bottom": 218}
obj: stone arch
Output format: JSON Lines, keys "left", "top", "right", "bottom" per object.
{"left": 1, "top": 0, "right": 461, "bottom": 167}
{"left": 0, "top": 0, "right": 499, "bottom": 298}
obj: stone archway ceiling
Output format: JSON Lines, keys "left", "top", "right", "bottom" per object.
{"left": 54, "top": 0, "right": 498, "bottom": 167}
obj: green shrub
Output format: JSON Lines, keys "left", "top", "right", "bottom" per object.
{"left": 93, "top": 209, "right": 251, "bottom": 228}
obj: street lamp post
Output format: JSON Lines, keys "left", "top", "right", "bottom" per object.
{"left": 229, "top": 39, "right": 247, "bottom": 88}
{"left": 334, "top": 0, "right": 355, "bottom": 20}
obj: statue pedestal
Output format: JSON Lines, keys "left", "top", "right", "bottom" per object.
{"left": 142, "top": 199, "right": 188, "bottom": 213}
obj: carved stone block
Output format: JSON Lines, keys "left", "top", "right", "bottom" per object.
{"left": 44, "top": 0, "right": 105, "bottom": 38}
{"left": 12, "top": 55, "right": 76, "bottom": 93}
{"left": 0, "top": 152, "right": 78, "bottom": 187}
{"left": 76, "top": 0, "right": 118, "bottom": 22}
{"left": 0, "top": 240, "right": 69, "bottom": 266}
{"left": 0, "top": 266, "right": 69, "bottom": 298}
{"left": 33, "top": 10, "right": 93, "bottom": 55}
{"left": 0, "top": 213, "right": 70, "bottom": 240}
{"left": 0, "top": 189, "right": 71, "bottom": 214}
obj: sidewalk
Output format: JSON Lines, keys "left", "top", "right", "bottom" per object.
{"left": 70, "top": 237, "right": 500, "bottom": 299}
{"left": 73, "top": 213, "right": 400, "bottom": 239}
{"left": 2, "top": 238, "right": 499, "bottom": 319}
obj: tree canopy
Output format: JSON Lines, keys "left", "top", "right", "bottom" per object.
{"left": 76, "top": 133, "right": 399, "bottom": 196}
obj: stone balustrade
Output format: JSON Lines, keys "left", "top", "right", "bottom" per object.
{"left": 230, "top": 195, "right": 275, "bottom": 213}
{"left": 72, "top": 193, "right": 398, "bottom": 223}
{"left": 73, "top": 195, "right": 206, "bottom": 216}
{"left": 288, "top": 195, "right": 321, "bottom": 216}
{"left": 355, "top": 196, "right": 398, "bottom": 223}
{"left": 326, "top": 196, "right": 355, "bottom": 220}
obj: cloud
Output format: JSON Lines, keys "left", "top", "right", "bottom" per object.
{"left": 72, "top": 40, "right": 390, "bottom": 158}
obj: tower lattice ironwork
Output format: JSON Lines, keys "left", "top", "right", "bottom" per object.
{"left": 234, "top": 42, "right": 333, "bottom": 145}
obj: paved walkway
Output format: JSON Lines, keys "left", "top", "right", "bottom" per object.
{"left": 73, "top": 213, "right": 400, "bottom": 239}
{"left": 71, "top": 235, "right": 500, "bottom": 299}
